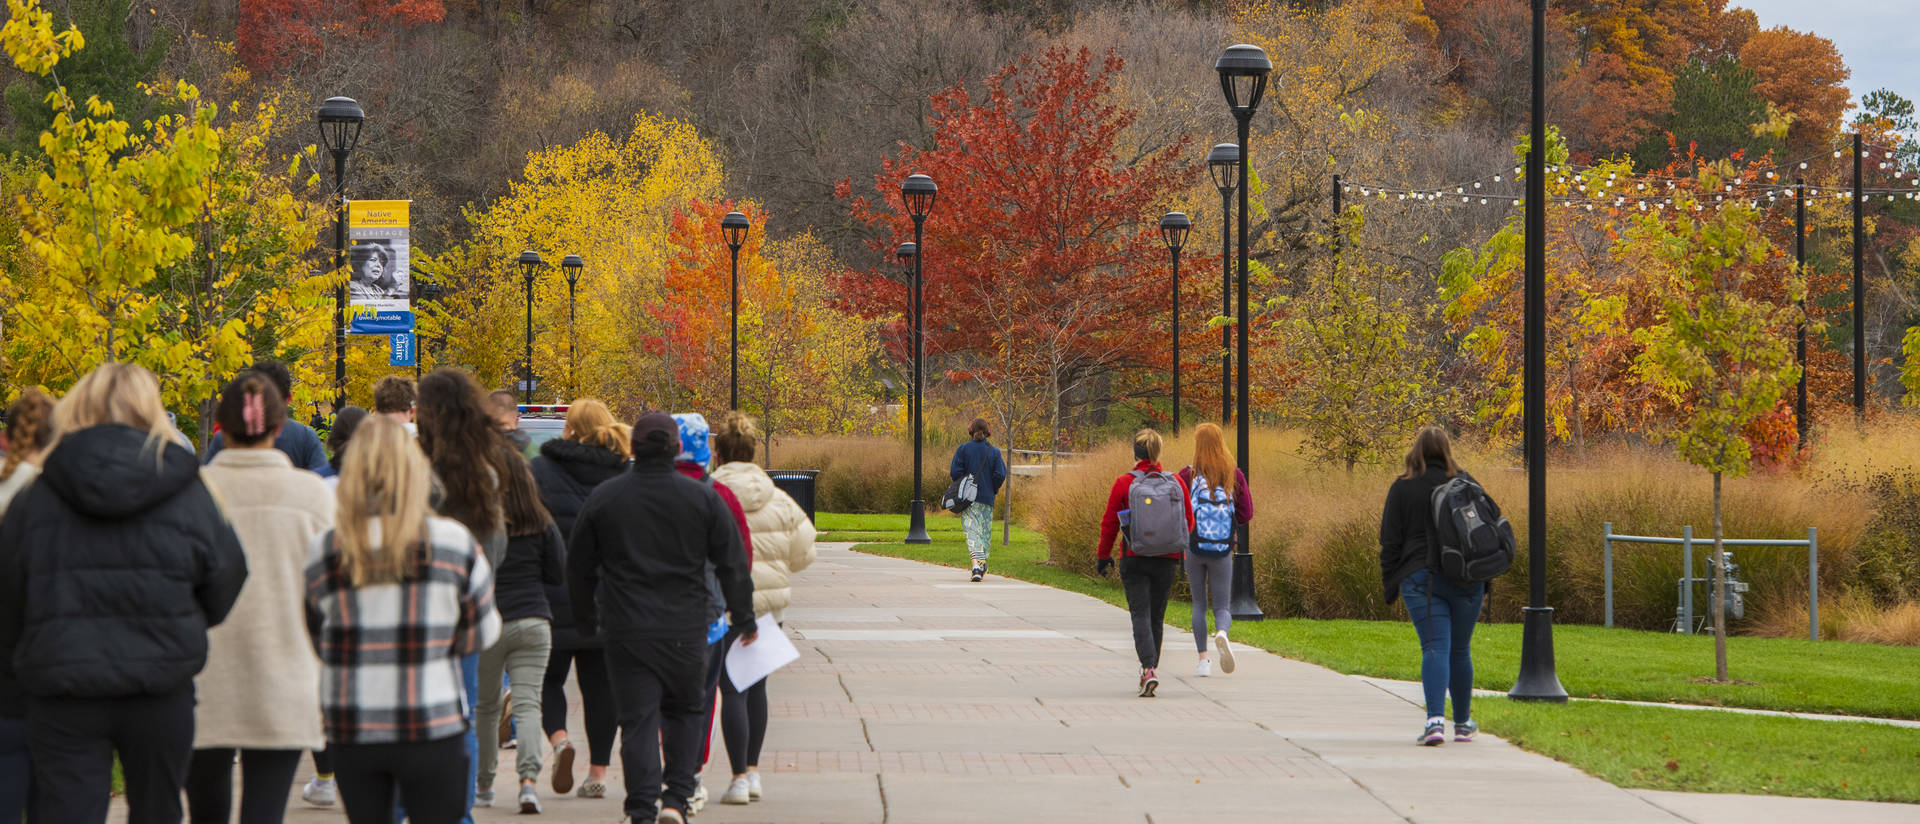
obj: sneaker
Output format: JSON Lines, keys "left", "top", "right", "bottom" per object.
{"left": 722, "top": 777, "right": 751, "bottom": 805}
{"left": 656, "top": 808, "right": 687, "bottom": 824}
{"left": 1139, "top": 668, "right": 1159, "bottom": 698}
{"left": 1454, "top": 719, "right": 1478, "bottom": 742}
{"left": 1214, "top": 630, "right": 1236, "bottom": 674}
{"left": 475, "top": 788, "right": 496, "bottom": 807}
{"left": 746, "top": 770, "right": 762, "bottom": 801}
{"left": 1418, "top": 717, "right": 1446, "bottom": 746}
{"left": 301, "top": 777, "right": 336, "bottom": 807}
{"left": 576, "top": 778, "right": 607, "bottom": 799}
{"left": 970, "top": 563, "right": 984, "bottom": 582}
{"left": 1196, "top": 658, "right": 1212, "bottom": 677}
{"left": 551, "top": 740, "right": 576, "bottom": 795}
{"left": 519, "top": 784, "right": 541, "bottom": 814}
{"left": 690, "top": 781, "right": 707, "bottom": 813}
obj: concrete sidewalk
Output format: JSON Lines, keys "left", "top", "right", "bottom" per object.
{"left": 130, "top": 543, "right": 1914, "bottom": 822}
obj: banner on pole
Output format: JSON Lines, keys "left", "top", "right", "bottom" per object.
{"left": 350, "top": 310, "right": 414, "bottom": 335}
{"left": 348, "top": 200, "right": 411, "bottom": 315}
{"left": 389, "top": 332, "right": 415, "bottom": 367}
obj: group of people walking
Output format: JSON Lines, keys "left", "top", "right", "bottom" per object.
{"left": 0, "top": 361, "right": 816, "bottom": 824}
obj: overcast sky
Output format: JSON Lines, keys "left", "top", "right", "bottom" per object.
{"left": 1732, "top": 1, "right": 1919, "bottom": 109}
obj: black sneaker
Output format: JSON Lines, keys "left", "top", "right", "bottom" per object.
{"left": 969, "top": 564, "right": 984, "bottom": 582}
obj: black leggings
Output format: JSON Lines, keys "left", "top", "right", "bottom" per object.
{"left": 542, "top": 646, "right": 616, "bottom": 766}
{"left": 332, "top": 736, "right": 468, "bottom": 824}
{"left": 719, "top": 666, "right": 770, "bottom": 776}
{"left": 184, "top": 748, "right": 302, "bottom": 824}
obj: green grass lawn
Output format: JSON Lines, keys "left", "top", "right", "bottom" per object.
{"left": 834, "top": 513, "right": 1920, "bottom": 802}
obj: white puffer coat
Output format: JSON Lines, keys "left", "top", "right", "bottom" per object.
{"left": 710, "top": 461, "right": 817, "bottom": 620}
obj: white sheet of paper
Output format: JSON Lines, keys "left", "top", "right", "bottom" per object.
{"left": 726, "top": 613, "right": 800, "bottom": 692}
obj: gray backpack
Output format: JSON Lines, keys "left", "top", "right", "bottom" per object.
{"left": 1126, "top": 470, "right": 1189, "bottom": 556}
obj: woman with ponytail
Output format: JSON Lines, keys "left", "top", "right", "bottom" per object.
{"left": 188, "top": 372, "right": 338, "bottom": 823}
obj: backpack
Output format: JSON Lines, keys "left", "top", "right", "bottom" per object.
{"left": 1126, "top": 470, "right": 1189, "bottom": 556}
{"left": 941, "top": 475, "right": 978, "bottom": 514}
{"left": 1188, "top": 472, "right": 1235, "bottom": 557}
{"left": 1428, "top": 476, "right": 1516, "bottom": 585}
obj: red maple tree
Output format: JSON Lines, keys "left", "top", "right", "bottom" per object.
{"left": 238, "top": 0, "right": 447, "bottom": 74}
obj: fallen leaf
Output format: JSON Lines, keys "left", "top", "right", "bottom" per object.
{"left": 1665, "top": 760, "right": 1680, "bottom": 772}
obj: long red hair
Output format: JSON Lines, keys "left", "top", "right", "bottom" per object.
{"left": 1190, "top": 423, "right": 1234, "bottom": 500}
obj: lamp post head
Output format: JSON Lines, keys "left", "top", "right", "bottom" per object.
{"left": 901, "top": 174, "right": 937, "bottom": 219}
{"left": 894, "top": 241, "right": 918, "bottom": 267}
{"left": 422, "top": 282, "right": 443, "bottom": 300}
{"left": 1159, "top": 212, "right": 1191, "bottom": 252}
{"left": 316, "top": 96, "right": 365, "bottom": 160}
{"left": 561, "top": 254, "right": 584, "bottom": 286}
{"left": 1214, "top": 44, "right": 1273, "bottom": 114}
{"left": 517, "top": 250, "right": 544, "bottom": 284}
{"left": 721, "top": 211, "right": 749, "bottom": 251}
{"left": 1207, "top": 143, "right": 1241, "bottom": 193}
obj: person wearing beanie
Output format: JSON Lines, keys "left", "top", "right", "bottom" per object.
{"left": 567, "top": 411, "right": 755, "bottom": 824}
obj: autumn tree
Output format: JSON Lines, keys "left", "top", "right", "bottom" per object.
{"left": 2, "top": 0, "right": 167, "bottom": 155}
{"left": 1635, "top": 54, "right": 1781, "bottom": 169}
{"left": 1741, "top": 25, "right": 1851, "bottom": 159}
{"left": 236, "top": 0, "right": 447, "bottom": 74}
{"left": 843, "top": 46, "right": 1192, "bottom": 451}
{"left": 1629, "top": 165, "right": 1803, "bottom": 681}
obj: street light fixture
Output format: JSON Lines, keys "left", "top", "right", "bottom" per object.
{"left": 1207, "top": 143, "right": 1239, "bottom": 426}
{"left": 901, "top": 174, "right": 937, "bottom": 546}
{"left": 517, "top": 250, "right": 544, "bottom": 405}
{"left": 317, "top": 96, "right": 364, "bottom": 411}
{"left": 895, "top": 241, "right": 919, "bottom": 440}
{"left": 562, "top": 254, "right": 584, "bottom": 400}
{"left": 1159, "top": 212, "right": 1190, "bottom": 435}
{"left": 722, "top": 210, "right": 750, "bottom": 411}
{"left": 1217, "top": 44, "right": 1270, "bottom": 622}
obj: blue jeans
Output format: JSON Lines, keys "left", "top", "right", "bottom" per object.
{"left": 0, "top": 717, "right": 30, "bottom": 822}
{"left": 393, "top": 653, "right": 479, "bottom": 823}
{"left": 1399, "top": 568, "right": 1485, "bottom": 722}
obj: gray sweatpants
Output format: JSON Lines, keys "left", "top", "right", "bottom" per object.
{"left": 1184, "top": 553, "right": 1233, "bottom": 651}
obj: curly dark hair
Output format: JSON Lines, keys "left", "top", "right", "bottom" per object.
{"left": 416, "top": 368, "right": 507, "bottom": 540}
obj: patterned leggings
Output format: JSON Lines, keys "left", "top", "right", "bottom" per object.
{"left": 963, "top": 502, "right": 993, "bottom": 563}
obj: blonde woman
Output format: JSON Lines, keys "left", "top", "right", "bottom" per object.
{"left": 188, "top": 373, "right": 337, "bottom": 824}
{"left": 304, "top": 416, "right": 501, "bottom": 822}
{"left": 711, "top": 411, "right": 817, "bottom": 805}
{"left": 1177, "top": 423, "right": 1253, "bottom": 678}
{"left": 0, "top": 363, "right": 248, "bottom": 824}
{"left": 1094, "top": 429, "right": 1193, "bottom": 698}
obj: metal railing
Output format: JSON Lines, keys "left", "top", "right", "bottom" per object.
{"left": 1603, "top": 522, "right": 1820, "bottom": 641}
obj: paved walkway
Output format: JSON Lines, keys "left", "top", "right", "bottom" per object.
{"left": 124, "top": 543, "right": 1914, "bottom": 822}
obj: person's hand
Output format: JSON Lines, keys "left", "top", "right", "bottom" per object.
{"left": 1096, "top": 557, "right": 1113, "bottom": 577}
{"left": 740, "top": 631, "right": 759, "bottom": 647}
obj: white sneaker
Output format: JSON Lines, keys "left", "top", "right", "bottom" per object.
{"left": 301, "top": 777, "right": 336, "bottom": 806}
{"left": 475, "top": 788, "right": 495, "bottom": 808}
{"left": 656, "top": 808, "right": 687, "bottom": 824}
{"left": 1196, "top": 658, "right": 1212, "bottom": 677}
{"left": 722, "top": 776, "right": 751, "bottom": 805}
{"left": 1215, "top": 630, "right": 1236, "bottom": 674}
{"left": 518, "top": 783, "right": 541, "bottom": 814}
{"left": 747, "top": 770, "right": 762, "bottom": 801}
{"left": 690, "top": 781, "right": 707, "bottom": 813}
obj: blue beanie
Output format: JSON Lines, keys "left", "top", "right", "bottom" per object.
{"left": 673, "top": 412, "right": 711, "bottom": 467}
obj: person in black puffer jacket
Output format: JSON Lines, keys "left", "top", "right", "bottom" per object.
{"left": 0, "top": 363, "right": 248, "bottom": 824}
{"left": 529, "top": 399, "right": 629, "bottom": 798}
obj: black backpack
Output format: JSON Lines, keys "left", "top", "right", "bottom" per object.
{"left": 1428, "top": 476, "right": 1516, "bottom": 584}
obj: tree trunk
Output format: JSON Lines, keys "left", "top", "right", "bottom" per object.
{"left": 1712, "top": 470, "right": 1729, "bottom": 682}
{"left": 1001, "top": 440, "right": 1013, "bottom": 547}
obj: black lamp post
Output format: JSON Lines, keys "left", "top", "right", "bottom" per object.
{"left": 408, "top": 266, "right": 441, "bottom": 382}
{"left": 1207, "top": 143, "right": 1239, "bottom": 426}
{"left": 895, "top": 242, "right": 919, "bottom": 444}
{"left": 317, "top": 96, "right": 364, "bottom": 411}
{"left": 1159, "top": 212, "right": 1191, "bottom": 435}
{"left": 1217, "top": 44, "right": 1270, "bottom": 622}
{"left": 901, "top": 174, "right": 937, "bottom": 546}
{"left": 562, "top": 254, "right": 583, "bottom": 400}
{"left": 517, "top": 250, "right": 544, "bottom": 405}
{"left": 1509, "top": 0, "right": 1568, "bottom": 703}
{"left": 722, "top": 211, "right": 750, "bottom": 411}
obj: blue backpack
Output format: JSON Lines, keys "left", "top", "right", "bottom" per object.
{"left": 1188, "top": 473, "right": 1235, "bottom": 557}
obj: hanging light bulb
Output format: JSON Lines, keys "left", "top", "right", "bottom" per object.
{"left": 1494, "top": 175, "right": 1503, "bottom": 182}
{"left": 1474, "top": 182, "right": 1482, "bottom": 189}
{"left": 1480, "top": 198, "right": 1488, "bottom": 204}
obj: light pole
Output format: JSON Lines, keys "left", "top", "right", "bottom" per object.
{"left": 901, "top": 174, "right": 937, "bottom": 545}
{"left": 1159, "top": 212, "right": 1190, "bottom": 435}
{"left": 562, "top": 254, "right": 583, "bottom": 400}
{"left": 317, "top": 96, "right": 364, "bottom": 411}
{"left": 1509, "top": 0, "right": 1568, "bottom": 703}
{"left": 895, "top": 242, "right": 919, "bottom": 445}
{"left": 722, "top": 211, "right": 749, "bottom": 411}
{"left": 1216, "top": 44, "right": 1270, "bottom": 622}
{"left": 408, "top": 267, "right": 441, "bottom": 382}
{"left": 1852, "top": 133, "right": 1865, "bottom": 424}
{"left": 1207, "top": 143, "right": 1239, "bottom": 426}
{"left": 517, "top": 250, "right": 544, "bottom": 405}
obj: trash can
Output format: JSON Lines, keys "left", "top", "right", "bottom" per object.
{"left": 769, "top": 470, "right": 820, "bottom": 524}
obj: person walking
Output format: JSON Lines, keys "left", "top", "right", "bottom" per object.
{"left": 1379, "top": 426, "right": 1486, "bottom": 746}
{"left": 474, "top": 458, "right": 564, "bottom": 814}
{"left": 0, "top": 387, "right": 54, "bottom": 823}
{"left": 1176, "top": 423, "right": 1253, "bottom": 678}
{"left": 184, "top": 373, "right": 337, "bottom": 824}
{"left": 710, "top": 411, "right": 816, "bottom": 806}
{"left": 490, "top": 390, "right": 533, "bottom": 456}
{"left": 371, "top": 376, "right": 418, "bottom": 434}
{"left": 948, "top": 417, "right": 1008, "bottom": 582}
{"left": 529, "top": 400, "right": 629, "bottom": 800}
{"left": 1095, "top": 429, "right": 1192, "bottom": 698}
{"left": 0, "top": 363, "right": 249, "bottom": 824}
{"left": 670, "top": 412, "right": 753, "bottom": 814}
{"left": 202, "top": 359, "right": 331, "bottom": 474}
{"left": 305, "top": 415, "right": 502, "bottom": 822}
{"left": 568, "top": 411, "right": 756, "bottom": 824}
{"left": 303, "top": 403, "right": 366, "bottom": 807}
